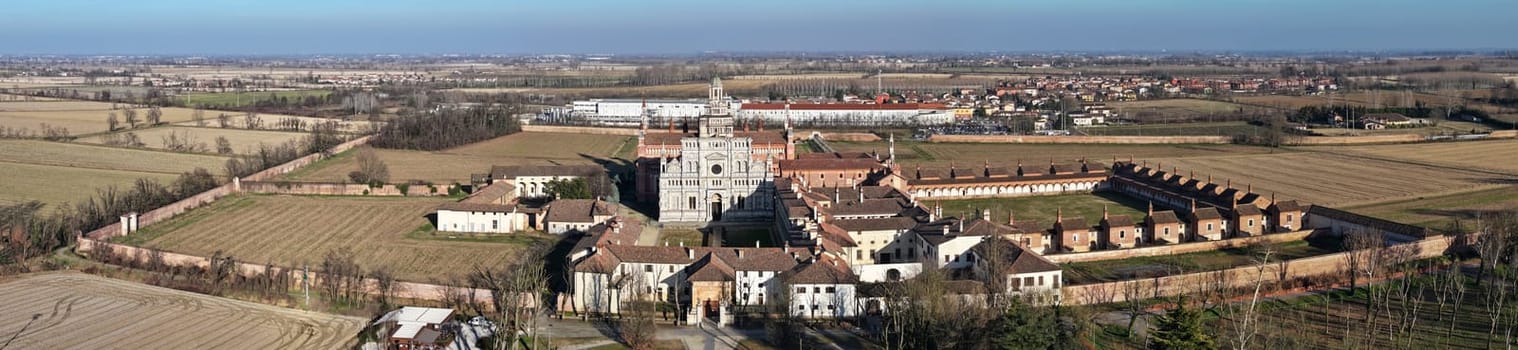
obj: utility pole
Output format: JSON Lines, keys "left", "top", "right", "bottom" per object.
{"left": 303, "top": 263, "right": 310, "bottom": 310}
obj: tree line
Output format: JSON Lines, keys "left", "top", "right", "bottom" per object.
{"left": 370, "top": 104, "right": 522, "bottom": 151}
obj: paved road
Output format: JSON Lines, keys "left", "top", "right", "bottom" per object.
{"left": 536, "top": 316, "right": 769, "bottom": 350}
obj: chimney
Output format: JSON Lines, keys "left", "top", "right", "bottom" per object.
{"left": 933, "top": 202, "right": 942, "bottom": 218}
{"left": 1148, "top": 201, "right": 1154, "bottom": 216}
{"left": 858, "top": 188, "right": 864, "bottom": 203}
{"left": 942, "top": 225, "right": 949, "bottom": 235}
{"left": 1247, "top": 183, "right": 1253, "bottom": 194}
{"left": 958, "top": 216, "right": 965, "bottom": 232}
{"left": 686, "top": 247, "right": 694, "bottom": 259}
{"left": 1103, "top": 205, "right": 1109, "bottom": 221}
{"left": 736, "top": 249, "right": 744, "bottom": 258}
{"left": 1056, "top": 207, "right": 1063, "bottom": 223}
{"left": 1008, "top": 210, "right": 1016, "bottom": 225}
{"left": 1190, "top": 199, "right": 1198, "bottom": 214}
{"left": 833, "top": 187, "right": 840, "bottom": 203}
{"left": 1226, "top": 178, "right": 1232, "bottom": 189}
{"left": 679, "top": 241, "right": 685, "bottom": 247}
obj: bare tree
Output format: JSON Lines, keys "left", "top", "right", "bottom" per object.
{"left": 244, "top": 112, "right": 262, "bottom": 130}
{"left": 192, "top": 108, "right": 206, "bottom": 127}
{"left": 123, "top": 108, "right": 139, "bottom": 128}
{"left": 217, "top": 113, "right": 231, "bottom": 128}
{"left": 215, "top": 136, "right": 233, "bottom": 154}
{"left": 617, "top": 273, "right": 659, "bottom": 350}
{"left": 146, "top": 106, "right": 162, "bottom": 125}
{"left": 349, "top": 146, "right": 390, "bottom": 184}
{"left": 106, "top": 112, "right": 119, "bottom": 131}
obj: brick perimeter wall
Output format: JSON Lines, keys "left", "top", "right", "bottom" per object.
{"left": 240, "top": 182, "right": 450, "bottom": 197}
{"left": 1060, "top": 236, "right": 1452, "bottom": 305}
{"left": 521, "top": 125, "right": 638, "bottom": 135}
{"left": 928, "top": 135, "right": 1233, "bottom": 144}
{"left": 1046, "top": 230, "right": 1314, "bottom": 263}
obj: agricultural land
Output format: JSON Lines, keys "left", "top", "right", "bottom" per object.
{"left": 0, "top": 273, "right": 365, "bottom": 350}
{"left": 0, "top": 140, "right": 230, "bottom": 206}
{"left": 283, "top": 132, "right": 634, "bottom": 184}
{"left": 75, "top": 126, "right": 308, "bottom": 155}
{"left": 114, "top": 194, "right": 553, "bottom": 282}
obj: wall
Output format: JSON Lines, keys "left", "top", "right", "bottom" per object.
{"left": 1287, "top": 134, "right": 1422, "bottom": 145}
{"left": 83, "top": 136, "right": 375, "bottom": 241}
{"left": 929, "top": 134, "right": 1232, "bottom": 144}
{"left": 1045, "top": 230, "right": 1314, "bottom": 263}
{"left": 520, "top": 125, "right": 638, "bottom": 136}
{"left": 1060, "top": 236, "right": 1452, "bottom": 305}
{"left": 240, "top": 182, "right": 449, "bottom": 197}
{"left": 812, "top": 132, "right": 881, "bottom": 142}
{"left": 76, "top": 237, "right": 514, "bottom": 305}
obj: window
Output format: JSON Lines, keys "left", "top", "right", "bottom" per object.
{"left": 1287, "top": 214, "right": 1294, "bottom": 222}
{"left": 1119, "top": 230, "right": 1126, "bottom": 238}
{"left": 825, "top": 287, "right": 835, "bottom": 293}
{"left": 1072, "top": 234, "right": 1079, "bottom": 242}
{"left": 688, "top": 197, "right": 697, "bottom": 210}
{"left": 828, "top": 305, "right": 835, "bottom": 310}
{"left": 491, "top": 220, "right": 498, "bottom": 230}
{"left": 798, "top": 305, "right": 805, "bottom": 310}
{"left": 813, "top": 287, "right": 821, "bottom": 293}
{"left": 856, "top": 250, "right": 862, "bottom": 260}
{"left": 742, "top": 271, "right": 748, "bottom": 277}
{"left": 1164, "top": 227, "right": 1170, "bottom": 236}
{"left": 644, "top": 265, "right": 652, "bottom": 272}
{"left": 1248, "top": 219, "right": 1255, "bottom": 227}
{"left": 796, "top": 287, "right": 805, "bottom": 294}
{"left": 1207, "top": 223, "right": 1214, "bottom": 231}
{"left": 1038, "top": 276, "right": 1045, "bottom": 286}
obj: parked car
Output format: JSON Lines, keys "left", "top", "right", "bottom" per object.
{"left": 467, "top": 316, "right": 494, "bottom": 327}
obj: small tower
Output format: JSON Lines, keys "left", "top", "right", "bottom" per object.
{"left": 887, "top": 133, "right": 896, "bottom": 164}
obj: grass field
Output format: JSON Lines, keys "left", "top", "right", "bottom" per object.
{"left": 0, "top": 161, "right": 178, "bottom": 207}
{"left": 0, "top": 139, "right": 230, "bottom": 174}
{"left": 934, "top": 192, "right": 1149, "bottom": 227}
{"left": 1106, "top": 99, "right": 1265, "bottom": 122}
{"left": 0, "top": 273, "right": 364, "bottom": 350}
{"left": 0, "top": 96, "right": 365, "bottom": 136}
{"left": 285, "top": 132, "right": 633, "bottom": 184}
{"left": 1152, "top": 152, "right": 1503, "bottom": 207}
{"left": 1342, "top": 186, "right": 1518, "bottom": 229}
{"left": 829, "top": 139, "right": 1279, "bottom": 167}
{"left": 1062, "top": 239, "right": 1338, "bottom": 285}
{"left": 1306, "top": 139, "right": 1518, "bottom": 174}
{"left": 1082, "top": 121, "right": 1266, "bottom": 136}
{"left": 183, "top": 89, "right": 333, "bottom": 108}
{"left": 75, "top": 126, "right": 309, "bottom": 155}
{"left": 119, "top": 194, "right": 552, "bottom": 281}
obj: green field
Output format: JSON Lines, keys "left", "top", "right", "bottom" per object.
{"left": 182, "top": 90, "right": 332, "bottom": 108}
{"left": 1062, "top": 238, "right": 1339, "bottom": 285}
{"left": 933, "top": 192, "right": 1149, "bottom": 228}
{"left": 0, "top": 139, "right": 232, "bottom": 207}
{"left": 1343, "top": 186, "right": 1518, "bottom": 230}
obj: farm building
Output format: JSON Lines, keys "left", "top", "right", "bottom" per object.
{"left": 374, "top": 307, "right": 454, "bottom": 350}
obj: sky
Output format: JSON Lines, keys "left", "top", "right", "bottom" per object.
{"left": 0, "top": 0, "right": 1513, "bottom": 55}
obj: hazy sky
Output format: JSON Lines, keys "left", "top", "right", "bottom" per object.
{"left": 1, "top": 0, "right": 1513, "bottom": 55}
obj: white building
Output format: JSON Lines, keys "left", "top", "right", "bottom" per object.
{"left": 573, "top": 99, "right": 713, "bottom": 126}
{"left": 735, "top": 102, "right": 953, "bottom": 126}
{"left": 657, "top": 79, "right": 776, "bottom": 223}
{"left": 783, "top": 256, "right": 859, "bottom": 319}
{"left": 489, "top": 164, "right": 604, "bottom": 199}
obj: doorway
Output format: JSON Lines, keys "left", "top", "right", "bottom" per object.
{"left": 709, "top": 193, "right": 723, "bottom": 221}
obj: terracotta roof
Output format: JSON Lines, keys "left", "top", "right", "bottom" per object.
{"left": 460, "top": 182, "right": 515, "bottom": 204}
{"left": 1269, "top": 200, "right": 1303, "bottom": 213}
{"left": 1057, "top": 217, "right": 1089, "bottom": 231}
{"left": 641, "top": 130, "right": 788, "bottom": 145}
{"left": 1192, "top": 207, "right": 1223, "bottom": 220}
{"left": 1102, "top": 215, "right": 1135, "bottom": 227}
{"left": 781, "top": 256, "right": 858, "bottom": 285}
{"left": 1234, "top": 204, "right": 1263, "bottom": 217}
{"left": 1307, "top": 205, "right": 1429, "bottom": 238}
{"left": 1148, "top": 210, "right": 1181, "bottom": 224}
{"left": 779, "top": 158, "right": 885, "bottom": 172}
{"left": 972, "top": 238, "right": 1062, "bottom": 274}
{"left": 437, "top": 202, "right": 514, "bottom": 213}
{"left": 831, "top": 217, "right": 919, "bottom": 232}
{"left": 687, "top": 254, "right": 736, "bottom": 282}
{"left": 826, "top": 199, "right": 908, "bottom": 217}
{"left": 546, "top": 199, "right": 616, "bottom": 223}
{"left": 490, "top": 164, "right": 603, "bottom": 179}
{"left": 907, "top": 165, "right": 1106, "bottom": 186}
{"left": 796, "top": 152, "right": 875, "bottom": 160}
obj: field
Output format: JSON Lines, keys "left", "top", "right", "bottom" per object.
{"left": 0, "top": 161, "right": 178, "bottom": 207}
{"left": 285, "top": 132, "right": 634, "bottom": 184}
{"left": 183, "top": 89, "right": 333, "bottom": 108}
{"left": 1342, "top": 186, "right": 1518, "bottom": 229}
{"left": 828, "top": 139, "right": 1279, "bottom": 168}
{"left": 1106, "top": 99, "right": 1267, "bottom": 122}
{"left": 1082, "top": 121, "right": 1266, "bottom": 136}
{"left": 0, "top": 97, "right": 369, "bottom": 136}
{"left": 0, "top": 140, "right": 231, "bottom": 206}
{"left": 1062, "top": 238, "right": 1338, "bottom": 285}
{"left": 1152, "top": 152, "right": 1503, "bottom": 207}
{"left": 118, "top": 194, "right": 552, "bottom": 281}
{"left": 934, "top": 192, "right": 1148, "bottom": 227}
{"left": 0, "top": 273, "right": 364, "bottom": 350}
{"left": 0, "top": 140, "right": 229, "bottom": 174}
{"left": 75, "top": 126, "right": 309, "bottom": 154}
{"left": 1306, "top": 139, "right": 1518, "bottom": 174}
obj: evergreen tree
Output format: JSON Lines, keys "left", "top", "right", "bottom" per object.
{"left": 1149, "top": 298, "right": 1216, "bottom": 350}
{"left": 993, "top": 298, "right": 1058, "bottom": 350}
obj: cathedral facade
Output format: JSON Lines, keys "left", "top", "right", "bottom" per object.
{"left": 653, "top": 79, "right": 778, "bottom": 223}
